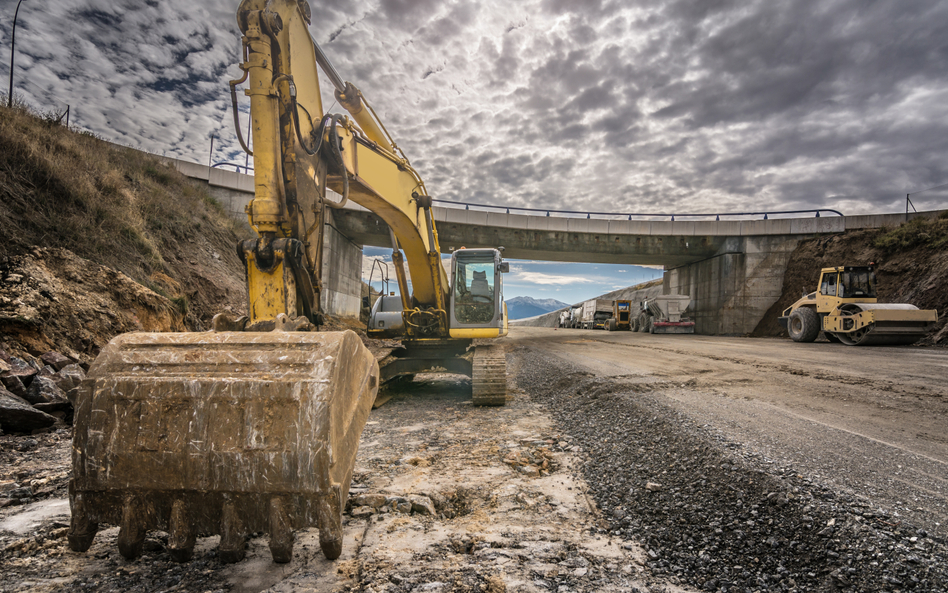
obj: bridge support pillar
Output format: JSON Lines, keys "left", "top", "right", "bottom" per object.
{"left": 320, "top": 208, "right": 363, "bottom": 319}
{"left": 664, "top": 236, "right": 803, "bottom": 335}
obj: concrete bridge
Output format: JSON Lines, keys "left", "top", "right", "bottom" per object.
{"left": 168, "top": 158, "right": 935, "bottom": 335}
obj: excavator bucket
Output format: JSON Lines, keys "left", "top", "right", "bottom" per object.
{"left": 67, "top": 330, "right": 378, "bottom": 563}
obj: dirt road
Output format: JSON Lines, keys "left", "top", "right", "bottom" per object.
{"left": 511, "top": 327, "right": 948, "bottom": 537}
{"left": 2, "top": 328, "right": 946, "bottom": 592}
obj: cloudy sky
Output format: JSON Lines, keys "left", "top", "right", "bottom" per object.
{"left": 3, "top": 0, "right": 947, "bottom": 300}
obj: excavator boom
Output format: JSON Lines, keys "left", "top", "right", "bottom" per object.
{"left": 69, "top": 0, "right": 507, "bottom": 566}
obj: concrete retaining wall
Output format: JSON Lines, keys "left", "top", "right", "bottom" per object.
{"left": 320, "top": 209, "right": 363, "bottom": 319}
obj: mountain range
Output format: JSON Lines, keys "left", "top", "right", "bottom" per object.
{"left": 504, "top": 296, "right": 570, "bottom": 320}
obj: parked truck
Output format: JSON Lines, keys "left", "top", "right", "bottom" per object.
{"left": 605, "top": 300, "right": 633, "bottom": 331}
{"left": 580, "top": 299, "right": 614, "bottom": 329}
{"left": 569, "top": 305, "right": 583, "bottom": 328}
{"left": 558, "top": 310, "right": 571, "bottom": 328}
{"left": 636, "top": 295, "right": 695, "bottom": 334}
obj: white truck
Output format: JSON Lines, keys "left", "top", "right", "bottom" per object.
{"left": 569, "top": 305, "right": 583, "bottom": 328}
{"left": 580, "top": 299, "right": 614, "bottom": 329}
{"left": 635, "top": 295, "right": 695, "bottom": 334}
{"left": 558, "top": 310, "right": 571, "bottom": 328}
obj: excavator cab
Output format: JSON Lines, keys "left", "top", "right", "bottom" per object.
{"left": 449, "top": 248, "right": 509, "bottom": 338}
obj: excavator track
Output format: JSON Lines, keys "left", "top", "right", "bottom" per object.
{"left": 472, "top": 345, "right": 507, "bottom": 406}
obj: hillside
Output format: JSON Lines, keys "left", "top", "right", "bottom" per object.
{"left": 753, "top": 214, "right": 948, "bottom": 345}
{"left": 505, "top": 296, "right": 570, "bottom": 320}
{"left": 0, "top": 105, "right": 247, "bottom": 362}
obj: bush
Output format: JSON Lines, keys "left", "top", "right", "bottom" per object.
{"left": 873, "top": 216, "right": 948, "bottom": 253}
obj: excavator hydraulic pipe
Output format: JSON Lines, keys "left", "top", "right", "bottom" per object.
{"left": 241, "top": 10, "right": 286, "bottom": 234}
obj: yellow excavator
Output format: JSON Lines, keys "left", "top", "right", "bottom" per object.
{"left": 68, "top": 0, "right": 508, "bottom": 565}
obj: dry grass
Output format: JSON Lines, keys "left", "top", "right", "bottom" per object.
{"left": 0, "top": 104, "right": 241, "bottom": 286}
{"left": 873, "top": 213, "right": 948, "bottom": 253}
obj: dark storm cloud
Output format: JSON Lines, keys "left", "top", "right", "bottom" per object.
{"left": 2, "top": 0, "right": 947, "bottom": 216}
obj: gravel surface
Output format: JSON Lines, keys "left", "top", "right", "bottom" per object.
{"left": 3, "top": 342, "right": 947, "bottom": 593}
{"left": 514, "top": 345, "right": 948, "bottom": 593}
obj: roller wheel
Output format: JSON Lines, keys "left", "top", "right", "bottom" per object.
{"left": 788, "top": 308, "right": 820, "bottom": 342}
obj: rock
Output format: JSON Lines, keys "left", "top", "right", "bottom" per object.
{"left": 54, "top": 363, "right": 86, "bottom": 393}
{"left": 0, "top": 375, "right": 28, "bottom": 398}
{"left": 1, "top": 357, "right": 37, "bottom": 397}
{"left": 645, "top": 482, "right": 663, "bottom": 492}
{"left": 350, "top": 506, "right": 375, "bottom": 518}
{"left": 0, "top": 388, "right": 57, "bottom": 433}
{"left": 24, "top": 376, "right": 69, "bottom": 407}
{"left": 41, "top": 351, "right": 73, "bottom": 371}
{"left": 518, "top": 464, "right": 541, "bottom": 478}
{"left": 409, "top": 494, "right": 437, "bottom": 515}
{"left": 352, "top": 493, "right": 388, "bottom": 509}
{"left": 16, "top": 438, "right": 38, "bottom": 452}
{"left": 393, "top": 498, "right": 413, "bottom": 514}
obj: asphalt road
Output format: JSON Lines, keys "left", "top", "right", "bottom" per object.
{"left": 508, "top": 326, "right": 948, "bottom": 537}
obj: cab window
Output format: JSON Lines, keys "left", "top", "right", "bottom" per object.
{"left": 820, "top": 273, "right": 838, "bottom": 296}
{"left": 454, "top": 256, "right": 495, "bottom": 324}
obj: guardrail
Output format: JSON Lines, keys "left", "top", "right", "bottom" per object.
{"left": 431, "top": 199, "right": 843, "bottom": 221}
{"left": 212, "top": 161, "right": 253, "bottom": 174}
{"left": 205, "top": 164, "right": 843, "bottom": 220}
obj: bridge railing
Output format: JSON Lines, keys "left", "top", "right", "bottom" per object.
{"left": 431, "top": 199, "right": 843, "bottom": 221}
{"left": 206, "top": 163, "right": 844, "bottom": 220}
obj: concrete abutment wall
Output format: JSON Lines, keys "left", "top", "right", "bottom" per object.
{"left": 664, "top": 236, "right": 804, "bottom": 335}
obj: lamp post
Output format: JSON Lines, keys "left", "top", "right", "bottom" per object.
{"left": 8, "top": 0, "right": 26, "bottom": 108}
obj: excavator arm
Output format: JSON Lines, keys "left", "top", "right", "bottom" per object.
{"left": 67, "top": 0, "right": 507, "bottom": 568}
{"left": 234, "top": 0, "right": 450, "bottom": 336}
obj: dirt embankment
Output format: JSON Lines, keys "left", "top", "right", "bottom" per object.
{"left": 754, "top": 214, "right": 948, "bottom": 345}
{"left": 0, "top": 106, "right": 247, "bottom": 363}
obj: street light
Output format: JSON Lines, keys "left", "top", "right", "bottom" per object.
{"left": 8, "top": 0, "right": 26, "bottom": 108}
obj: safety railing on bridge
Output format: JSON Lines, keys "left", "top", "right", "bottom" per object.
{"left": 430, "top": 199, "right": 843, "bottom": 221}
{"left": 208, "top": 163, "right": 843, "bottom": 220}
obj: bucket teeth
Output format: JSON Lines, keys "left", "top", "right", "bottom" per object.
{"left": 317, "top": 489, "right": 343, "bottom": 560}
{"left": 118, "top": 496, "right": 146, "bottom": 560}
{"left": 168, "top": 499, "right": 196, "bottom": 562}
{"left": 219, "top": 499, "right": 247, "bottom": 564}
{"left": 268, "top": 497, "right": 295, "bottom": 563}
{"left": 67, "top": 489, "right": 99, "bottom": 553}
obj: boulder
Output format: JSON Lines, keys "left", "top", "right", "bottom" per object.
{"left": 0, "top": 388, "right": 57, "bottom": 433}
{"left": 53, "top": 363, "right": 86, "bottom": 394}
{"left": 41, "top": 351, "right": 74, "bottom": 371}
{"left": 0, "top": 374, "right": 28, "bottom": 398}
{"left": 24, "top": 376, "right": 69, "bottom": 406}
{"left": 1, "top": 357, "right": 37, "bottom": 397}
